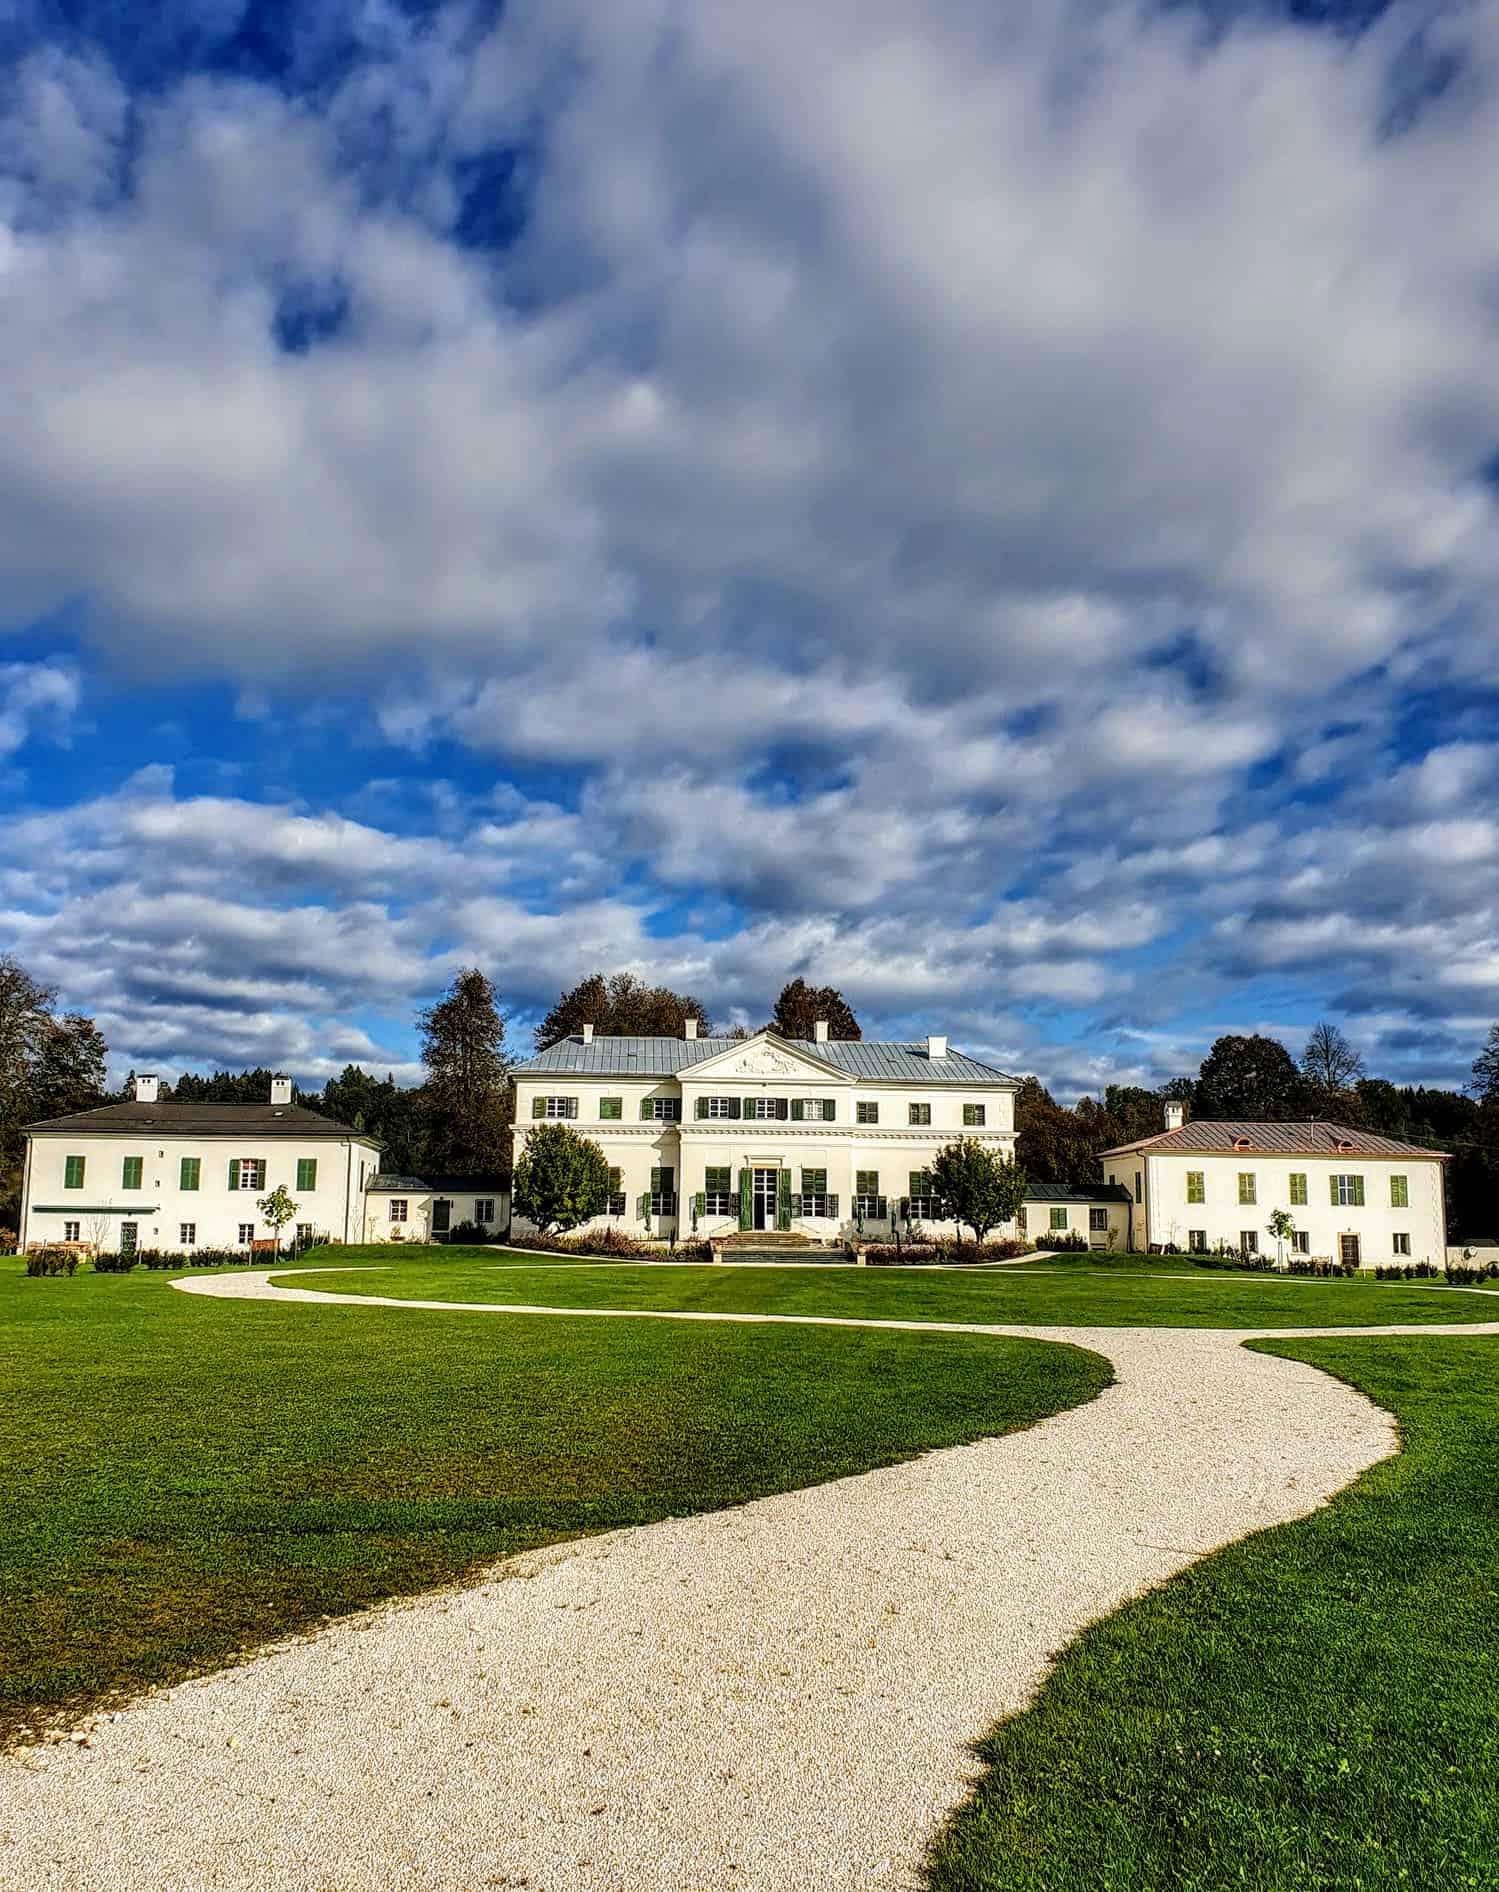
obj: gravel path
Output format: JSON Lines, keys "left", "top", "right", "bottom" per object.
{"left": 4, "top": 1271, "right": 1494, "bottom": 1892}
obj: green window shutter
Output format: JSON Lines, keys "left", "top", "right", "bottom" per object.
{"left": 650, "top": 1167, "right": 664, "bottom": 1195}
{"left": 1238, "top": 1173, "right": 1256, "bottom": 1205}
{"left": 300, "top": 1158, "right": 318, "bottom": 1190}
{"left": 740, "top": 1096, "right": 753, "bottom": 1117}
{"left": 122, "top": 1156, "right": 142, "bottom": 1189}
{"left": 532, "top": 1096, "right": 545, "bottom": 1118}
{"left": 1051, "top": 1206, "right": 1069, "bottom": 1230}
{"left": 822, "top": 1099, "right": 835, "bottom": 1121}
{"left": 791, "top": 1098, "right": 804, "bottom": 1121}
{"left": 1353, "top": 1175, "right": 1365, "bottom": 1206}
{"left": 1391, "top": 1174, "right": 1408, "bottom": 1208}
{"left": 694, "top": 1191, "right": 706, "bottom": 1217}
{"left": 776, "top": 1098, "right": 789, "bottom": 1120}
{"left": 776, "top": 1170, "right": 792, "bottom": 1231}
{"left": 857, "top": 1169, "right": 878, "bottom": 1195}
{"left": 608, "top": 1167, "right": 621, "bottom": 1191}
{"left": 1289, "top": 1173, "right": 1307, "bottom": 1205}
{"left": 641, "top": 1098, "right": 654, "bottom": 1120}
{"left": 696, "top": 1096, "right": 709, "bottom": 1119}
{"left": 229, "top": 1159, "right": 241, "bottom": 1190}
{"left": 180, "top": 1157, "right": 200, "bottom": 1191}
{"left": 729, "top": 1097, "right": 741, "bottom": 1119}
{"left": 64, "top": 1154, "right": 85, "bottom": 1189}
{"left": 739, "top": 1167, "right": 753, "bottom": 1231}
{"left": 1330, "top": 1175, "right": 1340, "bottom": 1206}
{"left": 602, "top": 1096, "right": 623, "bottom": 1120}
{"left": 638, "top": 1192, "right": 651, "bottom": 1219}
{"left": 1186, "top": 1171, "right": 1204, "bottom": 1203}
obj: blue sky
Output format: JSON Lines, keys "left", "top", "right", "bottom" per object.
{"left": 2, "top": 0, "right": 1498, "bottom": 1095}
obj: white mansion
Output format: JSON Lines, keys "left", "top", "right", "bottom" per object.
{"left": 509, "top": 1022, "right": 1017, "bottom": 1241}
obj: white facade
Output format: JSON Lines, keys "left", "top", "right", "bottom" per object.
{"left": 363, "top": 1179, "right": 509, "bottom": 1242}
{"left": 20, "top": 1077, "right": 382, "bottom": 1253}
{"left": 1100, "top": 1121, "right": 1448, "bottom": 1267}
{"left": 511, "top": 1028, "right": 1017, "bottom": 1242}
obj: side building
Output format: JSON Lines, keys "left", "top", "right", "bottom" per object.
{"left": 1099, "top": 1104, "right": 1449, "bottom": 1267}
{"left": 19, "top": 1074, "right": 382, "bottom": 1254}
{"left": 510, "top": 1022, "right": 1017, "bottom": 1243}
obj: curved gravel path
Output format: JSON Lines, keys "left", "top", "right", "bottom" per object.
{"left": 4, "top": 1271, "right": 1495, "bottom": 1892}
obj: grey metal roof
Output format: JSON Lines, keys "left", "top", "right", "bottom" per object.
{"left": 367, "top": 1172, "right": 508, "bottom": 1194}
{"left": 511, "top": 1034, "right": 1016, "bottom": 1086}
{"left": 23, "top": 1101, "right": 376, "bottom": 1140}
{"left": 1023, "top": 1182, "right": 1134, "bottom": 1203}
{"left": 1100, "top": 1120, "right": 1449, "bottom": 1160}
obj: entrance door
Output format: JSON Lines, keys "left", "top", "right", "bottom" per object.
{"left": 1339, "top": 1233, "right": 1361, "bottom": 1268}
{"left": 432, "top": 1199, "right": 451, "bottom": 1235}
{"left": 752, "top": 1168, "right": 779, "bottom": 1231}
{"left": 120, "top": 1221, "right": 138, "bottom": 1257}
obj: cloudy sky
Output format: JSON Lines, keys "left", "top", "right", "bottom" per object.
{"left": 2, "top": 0, "right": 1497, "bottom": 1095}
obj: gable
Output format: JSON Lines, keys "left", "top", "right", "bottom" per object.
{"left": 679, "top": 1032, "right": 852, "bottom": 1085}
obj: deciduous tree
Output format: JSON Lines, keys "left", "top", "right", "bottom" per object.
{"left": 512, "top": 1123, "right": 612, "bottom": 1233}
{"left": 1301, "top": 1021, "right": 1366, "bottom": 1108}
{"left": 535, "top": 972, "right": 713, "bottom": 1048}
{"left": 768, "top": 978, "right": 860, "bottom": 1041}
{"left": 929, "top": 1139, "right": 1027, "bottom": 1245}
{"left": 1472, "top": 1024, "right": 1499, "bottom": 1104}
{"left": 1194, "top": 1034, "right": 1306, "bottom": 1121}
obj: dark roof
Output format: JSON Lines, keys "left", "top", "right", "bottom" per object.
{"left": 512, "top": 1033, "right": 1015, "bottom": 1086}
{"left": 1023, "top": 1182, "right": 1134, "bottom": 1203}
{"left": 23, "top": 1100, "right": 376, "bottom": 1141}
{"left": 1100, "top": 1120, "right": 1449, "bottom": 1160}
{"left": 367, "top": 1172, "right": 508, "bottom": 1194}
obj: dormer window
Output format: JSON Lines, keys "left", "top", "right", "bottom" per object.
{"left": 1233, "top": 1137, "right": 1251, "bottom": 1152}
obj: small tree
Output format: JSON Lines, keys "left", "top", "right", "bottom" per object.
{"left": 512, "top": 1124, "right": 612, "bottom": 1235}
{"left": 929, "top": 1139, "right": 1027, "bottom": 1246}
{"left": 256, "top": 1184, "right": 299, "bottom": 1252}
{"left": 1266, "top": 1206, "right": 1295, "bottom": 1268}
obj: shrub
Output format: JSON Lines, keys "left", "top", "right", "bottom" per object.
{"left": 0, "top": 1226, "right": 17, "bottom": 1255}
{"left": 1033, "top": 1229, "right": 1089, "bottom": 1252}
{"left": 91, "top": 1251, "right": 138, "bottom": 1273}
{"left": 439, "top": 1220, "right": 507, "bottom": 1246}
{"left": 24, "top": 1248, "right": 79, "bottom": 1277}
{"left": 503, "top": 1226, "right": 694, "bottom": 1261}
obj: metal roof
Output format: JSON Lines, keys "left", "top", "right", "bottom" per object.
{"left": 1100, "top": 1120, "right": 1449, "bottom": 1160}
{"left": 367, "top": 1172, "right": 508, "bottom": 1194}
{"left": 1023, "top": 1181, "right": 1134, "bottom": 1203}
{"left": 23, "top": 1100, "right": 376, "bottom": 1140}
{"left": 512, "top": 1034, "right": 1016, "bottom": 1086}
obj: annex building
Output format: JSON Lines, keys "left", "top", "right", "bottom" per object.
{"left": 510, "top": 1022, "right": 1018, "bottom": 1241}
{"left": 1100, "top": 1104, "right": 1449, "bottom": 1266}
{"left": 18, "top": 1075, "right": 382, "bottom": 1254}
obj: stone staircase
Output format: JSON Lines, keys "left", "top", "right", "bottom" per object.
{"left": 712, "top": 1229, "right": 842, "bottom": 1264}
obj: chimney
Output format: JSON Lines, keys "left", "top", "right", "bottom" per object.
{"left": 134, "top": 1074, "right": 159, "bottom": 1103}
{"left": 581, "top": 1022, "right": 595, "bottom": 1044}
{"left": 684, "top": 1018, "right": 698, "bottom": 1040}
{"left": 1164, "top": 1099, "right": 1187, "bottom": 1133}
{"left": 813, "top": 1019, "right": 829, "bottom": 1043}
{"left": 270, "top": 1074, "right": 292, "bottom": 1106}
{"left": 927, "top": 1034, "right": 948, "bottom": 1060}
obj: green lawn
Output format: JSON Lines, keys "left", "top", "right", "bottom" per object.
{"left": 929, "top": 1336, "right": 1499, "bottom": 1892}
{"left": 276, "top": 1248, "right": 1499, "bottom": 1328}
{"left": 0, "top": 1262, "right": 1107, "bottom": 1746}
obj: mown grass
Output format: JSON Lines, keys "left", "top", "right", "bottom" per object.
{"left": 278, "top": 1249, "right": 1499, "bottom": 1328}
{"left": 0, "top": 1262, "right": 1108, "bottom": 1746}
{"left": 929, "top": 1336, "right": 1499, "bottom": 1892}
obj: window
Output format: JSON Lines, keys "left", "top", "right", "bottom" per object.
{"left": 857, "top": 1101, "right": 879, "bottom": 1124}
{"left": 180, "top": 1157, "right": 200, "bottom": 1191}
{"left": 180, "top": 1223, "right": 196, "bottom": 1246}
{"left": 64, "top": 1154, "right": 85, "bottom": 1189}
{"left": 963, "top": 1103, "right": 986, "bottom": 1127}
{"left": 700, "top": 1096, "right": 742, "bottom": 1119}
{"left": 1133, "top": 1173, "right": 1142, "bottom": 1203}
{"left": 296, "top": 1158, "right": 318, "bottom": 1191}
{"left": 1186, "top": 1171, "right": 1205, "bottom": 1204}
{"left": 388, "top": 1199, "right": 408, "bottom": 1223}
{"left": 599, "top": 1096, "right": 623, "bottom": 1120}
{"left": 649, "top": 1166, "right": 675, "bottom": 1215}
{"left": 1390, "top": 1174, "right": 1409, "bottom": 1208}
{"left": 908, "top": 1170, "right": 942, "bottom": 1218}
{"left": 1237, "top": 1172, "right": 1257, "bottom": 1205}
{"left": 792, "top": 1098, "right": 835, "bottom": 1121}
{"left": 746, "top": 1097, "right": 787, "bottom": 1120}
{"left": 1239, "top": 1230, "right": 1259, "bottom": 1254}
{"left": 63, "top": 1220, "right": 81, "bottom": 1242}
{"left": 538, "top": 1096, "right": 578, "bottom": 1119}
{"left": 473, "top": 1198, "right": 495, "bottom": 1224}
{"left": 909, "top": 1102, "right": 932, "bottom": 1126}
{"left": 1291, "top": 1230, "right": 1310, "bottom": 1254}
{"left": 1393, "top": 1232, "right": 1411, "bottom": 1256}
{"left": 1188, "top": 1229, "right": 1207, "bottom": 1253}
{"left": 704, "top": 1167, "right": 733, "bottom": 1216}
{"left": 854, "top": 1170, "right": 886, "bottom": 1218}
{"left": 231, "top": 1159, "right": 266, "bottom": 1190}
{"left": 800, "top": 1169, "right": 831, "bottom": 1217}
{"left": 238, "top": 1223, "right": 254, "bottom": 1244}
{"left": 121, "top": 1156, "right": 144, "bottom": 1189}
{"left": 606, "top": 1167, "right": 628, "bottom": 1216}
{"left": 1090, "top": 1206, "right": 1108, "bottom": 1233}
{"left": 1050, "top": 1206, "right": 1069, "bottom": 1230}
{"left": 643, "top": 1096, "right": 682, "bottom": 1121}
{"left": 296, "top": 1223, "right": 312, "bottom": 1246}
{"left": 1288, "top": 1172, "right": 1308, "bottom": 1206}
{"left": 1331, "top": 1173, "right": 1365, "bottom": 1207}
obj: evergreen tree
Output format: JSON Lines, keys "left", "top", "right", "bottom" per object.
{"left": 0, "top": 957, "right": 107, "bottom": 1223}
{"left": 1472, "top": 1024, "right": 1499, "bottom": 1104}
{"left": 768, "top": 978, "right": 860, "bottom": 1041}
{"left": 418, "top": 970, "right": 512, "bottom": 1174}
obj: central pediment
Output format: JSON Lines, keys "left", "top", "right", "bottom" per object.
{"left": 682, "top": 1031, "right": 851, "bottom": 1083}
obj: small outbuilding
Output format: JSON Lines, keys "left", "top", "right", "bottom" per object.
{"left": 363, "top": 1173, "right": 510, "bottom": 1243}
{"left": 1019, "top": 1182, "right": 1134, "bottom": 1250}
